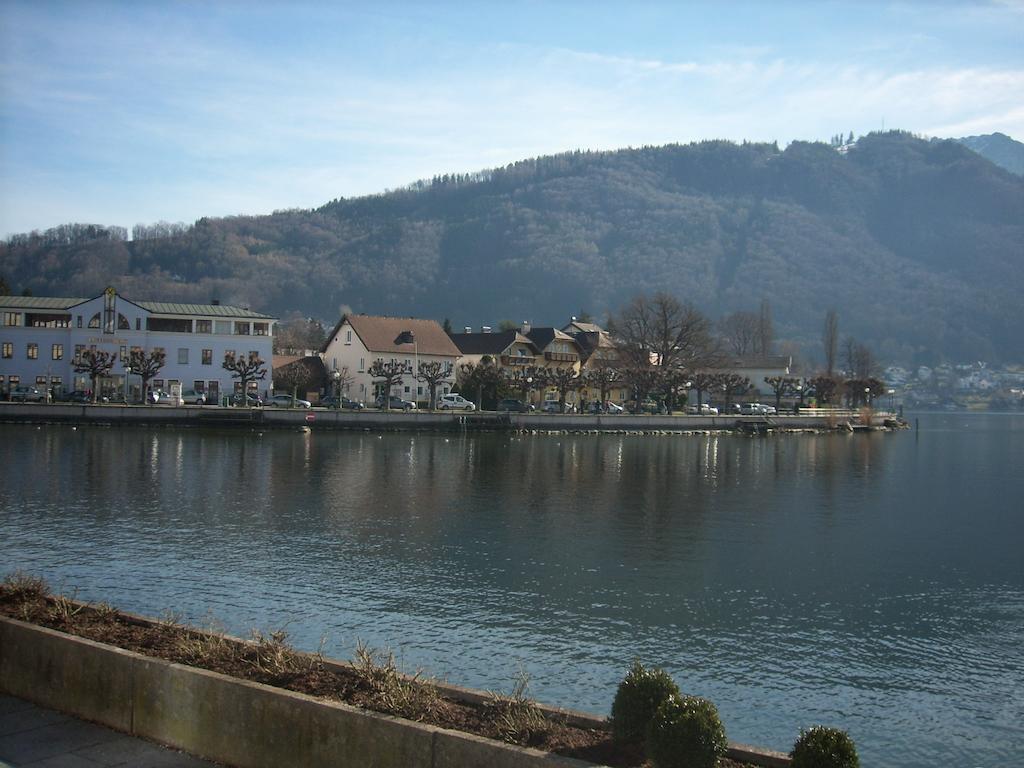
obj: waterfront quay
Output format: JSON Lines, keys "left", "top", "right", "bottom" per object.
{"left": 0, "top": 401, "right": 895, "bottom": 433}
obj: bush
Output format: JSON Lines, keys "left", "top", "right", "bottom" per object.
{"left": 610, "top": 660, "right": 681, "bottom": 742}
{"left": 646, "top": 694, "right": 727, "bottom": 768}
{"left": 790, "top": 726, "right": 860, "bottom": 768}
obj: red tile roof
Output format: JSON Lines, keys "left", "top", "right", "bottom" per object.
{"left": 334, "top": 314, "right": 461, "bottom": 357}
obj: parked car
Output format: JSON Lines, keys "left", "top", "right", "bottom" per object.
{"left": 10, "top": 386, "right": 46, "bottom": 402}
{"left": 320, "top": 395, "right": 365, "bottom": 410}
{"left": 687, "top": 403, "right": 719, "bottom": 415}
{"left": 740, "top": 403, "right": 777, "bottom": 416}
{"left": 231, "top": 392, "right": 264, "bottom": 407}
{"left": 59, "top": 390, "right": 92, "bottom": 404}
{"left": 496, "top": 398, "right": 530, "bottom": 413}
{"left": 180, "top": 389, "right": 207, "bottom": 405}
{"left": 438, "top": 393, "right": 475, "bottom": 411}
{"left": 266, "top": 393, "right": 312, "bottom": 408}
{"left": 374, "top": 395, "right": 416, "bottom": 411}
{"left": 541, "top": 399, "right": 575, "bottom": 413}
{"left": 147, "top": 389, "right": 165, "bottom": 404}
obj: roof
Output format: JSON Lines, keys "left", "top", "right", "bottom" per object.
{"left": 561, "top": 320, "right": 606, "bottom": 335}
{"left": 525, "top": 327, "right": 578, "bottom": 351}
{"left": 0, "top": 293, "right": 274, "bottom": 319}
{"left": 449, "top": 330, "right": 538, "bottom": 356}
{"left": 331, "top": 314, "right": 461, "bottom": 357}
{"left": 0, "top": 296, "right": 87, "bottom": 310}
{"left": 137, "top": 302, "right": 275, "bottom": 319}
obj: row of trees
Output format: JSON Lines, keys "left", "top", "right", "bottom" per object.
{"left": 70, "top": 348, "right": 267, "bottom": 404}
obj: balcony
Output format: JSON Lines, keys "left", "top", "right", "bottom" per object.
{"left": 545, "top": 351, "right": 578, "bottom": 363}
{"left": 500, "top": 355, "right": 536, "bottom": 366}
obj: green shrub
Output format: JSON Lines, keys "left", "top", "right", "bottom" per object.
{"left": 790, "top": 726, "right": 860, "bottom": 768}
{"left": 646, "top": 694, "right": 727, "bottom": 768}
{"left": 610, "top": 660, "right": 681, "bottom": 742}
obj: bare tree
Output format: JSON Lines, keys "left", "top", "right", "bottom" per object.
{"left": 756, "top": 299, "right": 774, "bottom": 356}
{"left": 719, "top": 373, "right": 752, "bottom": 408}
{"left": 690, "top": 371, "right": 719, "bottom": 412}
{"left": 73, "top": 349, "right": 117, "bottom": 403}
{"left": 719, "top": 311, "right": 759, "bottom": 356}
{"left": 417, "top": 360, "right": 454, "bottom": 409}
{"left": 764, "top": 376, "right": 801, "bottom": 412}
{"left": 807, "top": 375, "right": 840, "bottom": 405}
{"left": 662, "top": 368, "right": 692, "bottom": 414}
{"left": 458, "top": 357, "right": 505, "bottom": 410}
{"left": 327, "top": 365, "right": 354, "bottom": 405}
{"left": 823, "top": 310, "right": 839, "bottom": 376}
{"left": 505, "top": 365, "right": 547, "bottom": 405}
{"left": 223, "top": 351, "right": 268, "bottom": 404}
{"left": 584, "top": 358, "right": 622, "bottom": 409}
{"left": 368, "top": 359, "right": 408, "bottom": 409}
{"left": 273, "top": 359, "right": 320, "bottom": 402}
{"left": 546, "top": 366, "right": 583, "bottom": 412}
{"left": 125, "top": 349, "right": 166, "bottom": 403}
{"left": 842, "top": 337, "right": 877, "bottom": 379}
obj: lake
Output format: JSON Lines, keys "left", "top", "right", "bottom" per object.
{"left": 1, "top": 414, "right": 1021, "bottom": 766}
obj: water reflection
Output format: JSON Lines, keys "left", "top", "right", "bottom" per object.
{"left": 1, "top": 417, "right": 1022, "bottom": 767}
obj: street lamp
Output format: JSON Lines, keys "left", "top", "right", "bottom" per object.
{"left": 331, "top": 369, "right": 341, "bottom": 408}
{"left": 888, "top": 388, "right": 895, "bottom": 413}
{"left": 124, "top": 366, "right": 132, "bottom": 403}
{"left": 864, "top": 387, "right": 871, "bottom": 407}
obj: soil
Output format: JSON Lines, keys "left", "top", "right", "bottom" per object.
{"left": 0, "top": 582, "right": 758, "bottom": 768}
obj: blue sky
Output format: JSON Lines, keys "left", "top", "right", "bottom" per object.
{"left": 1, "top": 1, "right": 1022, "bottom": 237}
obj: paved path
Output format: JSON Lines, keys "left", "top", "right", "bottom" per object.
{"left": 0, "top": 695, "right": 220, "bottom": 767}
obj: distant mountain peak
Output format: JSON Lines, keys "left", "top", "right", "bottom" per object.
{"left": 955, "top": 132, "right": 1024, "bottom": 175}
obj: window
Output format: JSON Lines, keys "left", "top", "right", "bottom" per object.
{"left": 196, "top": 320, "right": 212, "bottom": 334}
{"left": 52, "top": 344, "right": 63, "bottom": 360}
{"left": 207, "top": 381, "right": 219, "bottom": 399}
{"left": 36, "top": 375, "right": 47, "bottom": 385}
{"left": 346, "top": 330, "right": 352, "bottom": 344}
{"left": 8, "top": 376, "right": 19, "bottom": 387}
{"left": 1, "top": 342, "right": 11, "bottom": 359}
{"left": 135, "top": 318, "right": 141, "bottom": 330}
{"left": 154, "top": 379, "right": 164, "bottom": 390}
{"left": 50, "top": 377, "right": 62, "bottom": 389}
{"left": 201, "top": 349, "right": 212, "bottom": 365}
{"left": 404, "top": 385, "right": 410, "bottom": 393}
{"left": 214, "top": 320, "right": 232, "bottom": 335}
{"left": 359, "top": 358, "right": 365, "bottom": 372}
{"left": 3, "top": 312, "right": 21, "bottom": 326}
{"left": 74, "top": 344, "right": 85, "bottom": 361}
{"left": 120, "top": 346, "right": 127, "bottom": 361}
{"left": 88, "top": 313, "right": 101, "bottom": 328}
{"left": 178, "top": 348, "right": 189, "bottom": 365}
{"left": 27, "top": 343, "right": 38, "bottom": 359}
{"left": 77, "top": 315, "right": 83, "bottom": 328}
{"left": 254, "top": 322, "right": 268, "bottom": 336}
{"left": 234, "top": 322, "right": 251, "bottom": 335}
{"left": 153, "top": 347, "right": 165, "bottom": 356}
{"left": 193, "top": 381, "right": 205, "bottom": 393}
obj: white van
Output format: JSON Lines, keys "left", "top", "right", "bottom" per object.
{"left": 439, "top": 393, "right": 475, "bottom": 411}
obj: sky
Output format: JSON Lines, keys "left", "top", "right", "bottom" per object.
{"left": 1, "top": 0, "right": 1022, "bottom": 237}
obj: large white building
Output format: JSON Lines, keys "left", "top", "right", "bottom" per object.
{"left": 0, "top": 288, "right": 275, "bottom": 401}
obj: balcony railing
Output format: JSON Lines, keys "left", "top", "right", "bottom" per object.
{"left": 545, "top": 351, "right": 578, "bottom": 363}
{"left": 500, "top": 355, "right": 536, "bottom": 366}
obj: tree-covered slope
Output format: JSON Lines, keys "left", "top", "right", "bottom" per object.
{"left": 2, "top": 131, "right": 1022, "bottom": 364}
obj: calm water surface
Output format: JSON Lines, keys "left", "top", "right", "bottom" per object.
{"left": 1, "top": 414, "right": 1022, "bottom": 766}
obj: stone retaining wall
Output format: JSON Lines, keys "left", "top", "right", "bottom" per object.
{"left": 0, "top": 615, "right": 791, "bottom": 767}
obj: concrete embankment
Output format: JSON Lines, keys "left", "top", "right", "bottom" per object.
{"left": 0, "top": 402, "right": 894, "bottom": 433}
{"left": 0, "top": 613, "right": 791, "bottom": 768}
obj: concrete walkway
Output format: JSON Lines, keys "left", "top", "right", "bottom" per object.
{"left": 0, "top": 695, "right": 220, "bottom": 767}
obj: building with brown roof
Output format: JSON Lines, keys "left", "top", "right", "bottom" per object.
{"left": 321, "top": 314, "right": 461, "bottom": 405}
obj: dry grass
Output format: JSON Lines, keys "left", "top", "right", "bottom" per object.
{"left": 485, "top": 667, "right": 550, "bottom": 746}
{"left": 351, "top": 640, "right": 451, "bottom": 722}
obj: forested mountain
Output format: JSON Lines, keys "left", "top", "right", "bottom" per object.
{"left": 956, "top": 132, "right": 1024, "bottom": 176}
{"left": 2, "top": 131, "right": 1023, "bottom": 365}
